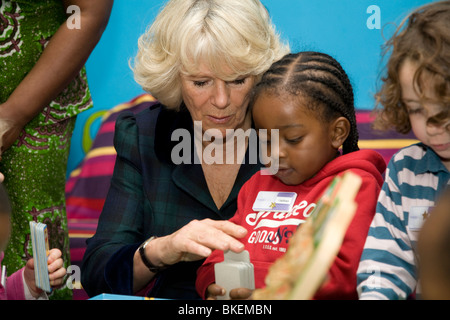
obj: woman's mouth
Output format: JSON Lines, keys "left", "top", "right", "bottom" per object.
{"left": 207, "top": 115, "right": 232, "bottom": 124}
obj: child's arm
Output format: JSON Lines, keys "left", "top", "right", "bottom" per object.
{"left": 23, "top": 248, "right": 66, "bottom": 299}
{"left": 0, "top": 0, "right": 113, "bottom": 152}
{"left": 357, "top": 162, "right": 416, "bottom": 300}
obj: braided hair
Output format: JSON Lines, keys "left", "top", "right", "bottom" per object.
{"left": 251, "top": 51, "right": 359, "bottom": 154}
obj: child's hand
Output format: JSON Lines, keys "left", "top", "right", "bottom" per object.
{"left": 24, "top": 248, "right": 66, "bottom": 298}
{"left": 47, "top": 248, "right": 66, "bottom": 287}
{"left": 229, "top": 287, "right": 253, "bottom": 300}
{"left": 206, "top": 283, "right": 253, "bottom": 300}
{"left": 206, "top": 283, "right": 226, "bottom": 300}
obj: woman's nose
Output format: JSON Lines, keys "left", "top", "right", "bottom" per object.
{"left": 212, "top": 81, "right": 230, "bottom": 109}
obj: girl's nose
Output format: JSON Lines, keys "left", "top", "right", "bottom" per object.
{"left": 271, "top": 138, "right": 286, "bottom": 160}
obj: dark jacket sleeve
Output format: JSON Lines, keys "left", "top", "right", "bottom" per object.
{"left": 81, "top": 111, "right": 147, "bottom": 297}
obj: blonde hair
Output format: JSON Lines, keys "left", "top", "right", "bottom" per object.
{"left": 132, "top": 0, "right": 289, "bottom": 110}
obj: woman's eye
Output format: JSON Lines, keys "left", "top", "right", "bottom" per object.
{"left": 193, "top": 81, "right": 208, "bottom": 87}
{"left": 231, "top": 78, "right": 246, "bottom": 85}
{"left": 227, "top": 77, "right": 248, "bottom": 86}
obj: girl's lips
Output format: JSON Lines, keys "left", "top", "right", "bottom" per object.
{"left": 274, "top": 167, "right": 293, "bottom": 178}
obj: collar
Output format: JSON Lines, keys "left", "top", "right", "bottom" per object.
{"left": 415, "top": 143, "right": 450, "bottom": 175}
{"left": 153, "top": 104, "right": 261, "bottom": 215}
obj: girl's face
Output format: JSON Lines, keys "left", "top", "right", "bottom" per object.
{"left": 253, "top": 92, "right": 343, "bottom": 185}
{"left": 399, "top": 59, "right": 450, "bottom": 169}
{"left": 180, "top": 62, "right": 255, "bottom": 139}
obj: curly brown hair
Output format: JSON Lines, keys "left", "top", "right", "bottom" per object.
{"left": 373, "top": 1, "right": 450, "bottom": 134}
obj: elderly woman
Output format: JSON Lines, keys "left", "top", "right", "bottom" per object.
{"left": 81, "top": 0, "right": 289, "bottom": 299}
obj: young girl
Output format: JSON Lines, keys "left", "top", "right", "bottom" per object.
{"left": 0, "top": 183, "right": 67, "bottom": 300}
{"left": 357, "top": 1, "right": 450, "bottom": 300}
{"left": 195, "top": 52, "right": 386, "bottom": 300}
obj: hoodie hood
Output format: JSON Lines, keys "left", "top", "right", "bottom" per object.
{"left": 301, "top": 149, "right": 386, "bottom": 188}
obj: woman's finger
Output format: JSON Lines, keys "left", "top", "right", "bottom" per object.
{"left": 163, "top": 219, "right": 247, "bottom": 264}
{"left": 184, "top": 219, "right": 245, "bottom": 252}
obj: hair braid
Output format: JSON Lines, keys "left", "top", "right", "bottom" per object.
{"left": 252, "top": 51, "right": 359, "bottom": 154}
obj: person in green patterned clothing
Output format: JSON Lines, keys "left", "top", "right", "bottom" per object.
{"left": 0, "top": 0, "right": 112, "bottom": 299}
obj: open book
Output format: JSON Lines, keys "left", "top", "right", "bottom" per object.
{"left": 252, "top": 170, "right": 362, "bottom": 300}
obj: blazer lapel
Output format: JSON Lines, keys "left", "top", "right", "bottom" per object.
{"left": 171, "top": 162, "right": 219, "bottom": 213}
{"left": 154, "top": 104, "right": 263, "bottom": 216}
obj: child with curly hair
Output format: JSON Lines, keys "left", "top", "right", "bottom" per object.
{"left": 357, "top": 1, "right": 450, "bottom": 300}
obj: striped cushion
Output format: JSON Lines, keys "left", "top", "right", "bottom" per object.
{"left": 66, "top": 94, "right": 158, "bottom": 299}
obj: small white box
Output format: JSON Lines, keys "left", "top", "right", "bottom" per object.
{"left": 214, "top": 250, "right": 254, "bottom": 300}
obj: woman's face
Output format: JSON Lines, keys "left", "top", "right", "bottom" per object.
{"left": 180, "top": 63, "right": 255, "bottom": 138}
{"left": 399, "top": 59, "right": 450, "bottom": 169}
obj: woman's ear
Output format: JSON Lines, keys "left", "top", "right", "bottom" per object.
{"left": 330, "top": 116, "right": 350, "bottom": 149}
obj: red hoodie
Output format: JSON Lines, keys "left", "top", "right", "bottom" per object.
{"left": 196, "top": 149, "right": 386, "bottom": 299}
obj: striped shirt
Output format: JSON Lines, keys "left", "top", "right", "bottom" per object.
{"left": 357, "top": 143, "right": 450, "bottom": 300}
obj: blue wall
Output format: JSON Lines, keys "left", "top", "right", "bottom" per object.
{"left": 67, "top": 0, "right": 436, "bottom": 175}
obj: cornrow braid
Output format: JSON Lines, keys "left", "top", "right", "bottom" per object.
{"left": 252, "top": 52, "right": 359, "bottom": 154}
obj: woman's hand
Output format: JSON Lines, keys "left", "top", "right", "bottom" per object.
{"left": 158, "top": 219, "right": 247, "bottom": 265}
{"left": 0, "top": 104, "right": 26, "bottom": 154}
{"left": 133, "top": 219, "right": 247, "bottom": 292}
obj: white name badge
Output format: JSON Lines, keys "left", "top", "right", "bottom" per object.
{"left": 409, "top": 206, "right": 433, "bottom": 231}
{"left": 252, "top": 191, "right": 297, "bottom": 212}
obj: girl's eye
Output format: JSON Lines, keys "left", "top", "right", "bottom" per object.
{"left": 286, "top": 136, "right": 303, "bottom": 144}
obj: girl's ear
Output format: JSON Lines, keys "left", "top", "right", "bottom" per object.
{"left": 330, "top": 116, "right": 350, "bottom": 149}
